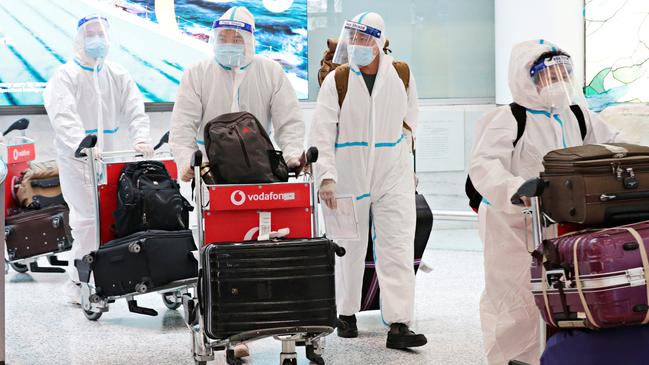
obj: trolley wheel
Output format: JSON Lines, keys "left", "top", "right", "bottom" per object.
{"left": 128, "top": 242, "right": 141, "bottom": 254}
{"left": 282, "top": 359, "right": 297, "bottom": 365}
{"left": 306, "top": 344, "right": 325, "bottom": 365}
{"left": 10, "top": 262, "right": 29, "bottom": 273}
{"left": 162, "top": 292, "right": 181, "bottom": 310}
{"left": 135, "top": 282, "right": 148, "bottom": 294}
{"left": 83, "top": 309, "right": 102, "bottom": 321}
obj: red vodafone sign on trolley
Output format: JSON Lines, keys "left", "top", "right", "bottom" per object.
{"left": 204, "top": 182, "right": 315, "bottom": 243}
{"left": 7, "top": 143, "right": 35, "bottom": 164}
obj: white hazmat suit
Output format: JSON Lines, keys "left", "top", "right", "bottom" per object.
{"left": 469, "top": 40, "right": 619, "bottom": 365}
{"left": 309, "top": 12, "right": 419, "bottom": 326}
{"left": 169, "top": 6, "right": 304, "bottom": 175}
{"left": 44, "top": 15, "right": 151, "bottom": 284}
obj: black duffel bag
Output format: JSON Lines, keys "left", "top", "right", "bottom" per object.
{"left": 113, "top": 161, "right": 192, "bottom": 238}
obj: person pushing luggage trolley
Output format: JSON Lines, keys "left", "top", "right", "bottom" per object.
{"left": 43, "top": 14, "right": 155, "bottom": 304}
{"left": 468, "top": 39, "right": 622, "bottom": 365}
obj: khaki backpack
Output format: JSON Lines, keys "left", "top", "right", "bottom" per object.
{"left": 317, "top": 38, "right": 414, "bottom": 136}
{"left": 15, "top": 160, "right": 65, "bottom": 209}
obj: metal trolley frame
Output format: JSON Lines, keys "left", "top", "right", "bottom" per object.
{"left": 74, "top": 133, "right": 197, "bottom": 321}
{"left": 184, "top": 149, "right": 338, "bottom": 365}
{"left": 3, "top": 118, "right": 70, "bottom": 274}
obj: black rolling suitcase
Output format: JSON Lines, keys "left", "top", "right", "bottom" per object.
{"left": 85, "top": 230, "right": 198, "bottom": 298}
{"left": 200, "top": 238, "right": 338, "bottom": 340}
{"left": 361, "top": 193, "right": 433, "bottom": 311}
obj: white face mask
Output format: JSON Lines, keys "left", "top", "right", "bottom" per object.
{"left": 539, "top": 81, "right": 573, "bottom": 111}
{"left": 348, "top": 45, "right": 376, "bottom": 67}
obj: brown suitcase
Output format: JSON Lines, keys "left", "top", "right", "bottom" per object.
{"left": 541, "top": 143, "right": 649, "bottom": 226}
{"left": 5, "top": 205, "right": 73, "bottom": 261}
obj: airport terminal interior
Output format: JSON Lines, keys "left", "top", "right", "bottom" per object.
{"left": 2, "top": 0, "right": 649, "bottom": 364}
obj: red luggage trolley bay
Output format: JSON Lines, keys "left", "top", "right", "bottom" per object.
{"left": 4, "top": 136, "right": 35, "bottom": 217}
{"left": 96, "top": 154, "right": 177, "bottom": 244}
{"left": 203, "top": 181, "right": 317, "bottom": 243}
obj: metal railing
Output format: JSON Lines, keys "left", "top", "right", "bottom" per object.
{"left": 432, "top": 210, "right": 478, "bottom": 222}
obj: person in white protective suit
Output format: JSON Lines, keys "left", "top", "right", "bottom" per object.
{"left": 170, "top": 6, "right": 304, "bottom": 182}
{"left": 469, "top": 40, "right": 620, "bottom": 365}
{"left": 44, "top": 15, "right": 153, "bottom": 304}
{"left": 169, "top": 6, "right": 304, "bottom": 358}
{"left": 309, "top": 12, "right": 427, "bottom": 350}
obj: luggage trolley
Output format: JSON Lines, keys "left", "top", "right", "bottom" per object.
{"left": 3, "top": 118, "right": 71, "bottom": 274}
{"left": 509, "top": 178, "right": 580, "bottom": 365}
{"left": 185, "top": 149, "right": 346, "bottom": 365}
{"left": 74, "top": 133, "right": 197, "bottom": 321}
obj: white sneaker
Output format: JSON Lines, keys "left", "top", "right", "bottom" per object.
{"left": 62, "top": 280, "right": 81, "bottom": 305}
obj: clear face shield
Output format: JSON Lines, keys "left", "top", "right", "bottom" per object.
{"left": 212, "top": 19, "right": 255, "bottom": 68}
{"left": 77, "top": 15, "right": 110, "bottom": 62}
{"left": 531, "top": 55, "right": 583, "bottom": 112}
{"left": 332, "top": 20, "right": 382, "bottom": 68}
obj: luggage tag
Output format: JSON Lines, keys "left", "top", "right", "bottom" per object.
{"left": 258, "top": 211, "right": 271, "bottom": 241}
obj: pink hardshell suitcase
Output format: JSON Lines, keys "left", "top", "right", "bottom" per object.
{"left": 531, "top": 221, "right": 649, "bottom": 329}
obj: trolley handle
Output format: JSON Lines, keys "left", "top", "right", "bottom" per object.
{"left": 75, "top": 134, "right": 98, "bottom": 158}
{"left": 2, "top": 118, "right": 29, "bottom": 136}
{"left": 153, "top": 131, "right": 169, "bottom": 151}
{"left": 512, "top": 177, "right": 546, "bottom": 254}
{"left": 192, "top": 149, "right": 203, "bottom": 169}
{"left": 289, "top": 146, "right": 319, "bottom": 177}
{"left": 511, "top": 177, "right": 545, "bottom": 206}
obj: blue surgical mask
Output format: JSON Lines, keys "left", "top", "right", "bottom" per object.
{"left": 84, "top": 36, "right": 108, "bottom": 59}
{"left": 348, "top": 45, "right": 375, "bottom": 67}
{"left": 215, "top": 44, "right": 246, "bottom": 68}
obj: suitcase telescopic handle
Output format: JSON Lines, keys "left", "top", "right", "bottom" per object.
{"left": 75, "top": 134, "right": 98, "bottom": 158}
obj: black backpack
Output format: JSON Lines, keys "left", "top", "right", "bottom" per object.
{"left": 465, "top": 103, "right": 587, "bottom": 212}
{"left": 113, "top": 161, "right": 192, "bottom": 238}
{"left": 204, "top": 112, "right": 289, "bottom": 184}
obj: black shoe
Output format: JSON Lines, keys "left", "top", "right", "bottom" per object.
{"left": 386, "top": 323, "right": 427, "bottom": 349}
{"left": 336, "top": 314, "right": 358, "bottom": 338}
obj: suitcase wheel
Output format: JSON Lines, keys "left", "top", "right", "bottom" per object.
{"left": 128, "top": 243, "right": 142, "bottom": 254}
{"left": 281, "top": 359, "right": 297, "bottom": 365}
{"left": 135, "top": 282, "right": 148, "bottom": 294}
{"left": 83, "top": 309, "right": 102, "bottom": 321}
{"left": 82, "top": 254, "right": 94, "bottom": 265}
{"left": 332, "top": 243, "right": 346, "bottom": 257}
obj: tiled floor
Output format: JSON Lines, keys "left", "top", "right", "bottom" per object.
{"left": 5, "top": 231, "right": 485, "bottom": 365}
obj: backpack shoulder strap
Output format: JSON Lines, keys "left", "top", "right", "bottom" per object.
{"left": 509, "top": 102, "right": 527, "bottom": 147}
{"left": 570, "top": 104, "right": 588, "bottom": 141}
{"left": 334, "top": 65, "right": 350, "bottom": 109}
{"left": 392, "top": 61, "right": 410, "bottom": 91}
